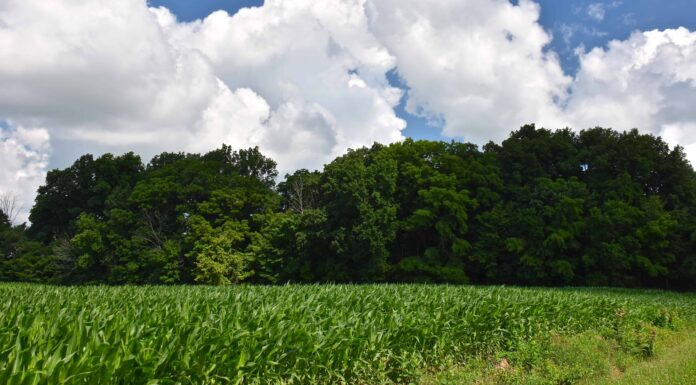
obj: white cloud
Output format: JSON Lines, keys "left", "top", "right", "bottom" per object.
{"left": 1, "top": 0, "right": 695, "bottom": 217}
{"left": 587, "top": 3, "right": 606, "bottom": 22}
{"left": 366, "top": 0, "right": 571, "bottom": 143}
{"left": 0, "top": 0, "right": 221, "bottom": 154}
{"left": 0, "top": 123, "right": 50, "bottom": 224}
{"left": 160, "top": 0, "right": 406, "bottom": 167}
{"left": 0, "top": 0, "right": 406, "bottom": 210}
{"left": 565, "top": 28, "right": 696, "bottom": 164}
{"left": 587, "top": 2, "right": 621, "bottom": 22}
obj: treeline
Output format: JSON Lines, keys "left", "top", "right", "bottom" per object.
{"left": 1, "top": 125, "right": 695, "bottom": 289}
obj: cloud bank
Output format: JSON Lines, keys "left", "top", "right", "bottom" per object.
{"left": 0, "top": 0, "right": 695, "bottom": 222}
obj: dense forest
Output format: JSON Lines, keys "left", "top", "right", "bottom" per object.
{"left": 1, "top": 125, "right": 695, "bottom": 290}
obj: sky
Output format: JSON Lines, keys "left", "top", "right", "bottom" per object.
{"left": 1, "top": 0, "right": 696, "bottom": 222}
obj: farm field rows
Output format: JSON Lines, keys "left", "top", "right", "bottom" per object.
{"left": 1, "top": 284, "right": 695, "bottom": 384}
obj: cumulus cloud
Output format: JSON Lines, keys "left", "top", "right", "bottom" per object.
{"left": 2, "top": 0, "right": 574, "bottom": 176}
{"left": 0, "top": 0, "right": 406, "bottom": 212}
{"left": 1, "top": 0, "right": 696, "bottom": 216}
{"left": 565, "top": 28, "right": 696, "bottom": 164}
{"left": 0, "top": 0, "right": 406, "bottom": 162}
{"left": 0, "top": 123, "right": 50, "bottom": 224}
{"left": 158, "top": 0, "right": 405, "bottom": 166}
{"left": 366, "top": 0, "right": 571, "bottom": 143}
{"left": 0, "top": 0, "right": 222, "bottom": 157}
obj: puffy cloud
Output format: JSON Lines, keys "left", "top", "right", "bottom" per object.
{"left": 0, "top": 0, "right": 222, "bottom": 156}
{"left": 0, "top": 0, "right": 406, "bottom": 163}
{"left": 0, "top": 123, "right": 50, "bottom": 224}
{"left": 1, "top": 0, "right": 696, "bottom": 216}
{"left": 365, "top": 1, "right": 696, "bottom": 163}
{"left": 2, "top": 0, "right": 568, "bottom": 175}
{"left": 0, "top": 0, "right": 406, "bottom": 211}
{"left": 365, "top": 0, "right": 571, "bottom": 143}
{"left": 565, "top": 28, "right": 696, "bottom": 164}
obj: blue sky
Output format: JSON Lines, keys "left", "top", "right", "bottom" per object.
{"left": 149, "top": 0, "right": 696, "bottom": 141}
{"left": 538, "top": 0, "right": 696, "bottom": 72}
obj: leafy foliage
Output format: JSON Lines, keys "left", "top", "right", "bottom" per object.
{"left": 2, "top": 125, "right": 696, "bottom": 289}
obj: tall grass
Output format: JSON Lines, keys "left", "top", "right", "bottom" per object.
{"left": 1, "top": 284, "right": 694, "bottom": 384}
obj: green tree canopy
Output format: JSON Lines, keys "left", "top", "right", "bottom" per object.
{"left": 4, "top": 126, "right": 695, "bottom": 290}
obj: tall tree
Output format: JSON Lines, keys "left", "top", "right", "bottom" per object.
{"left": 29, "top": 152, "right": 143, "bottom": 243}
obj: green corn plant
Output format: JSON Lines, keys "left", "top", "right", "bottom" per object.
{"left": 1, "top": 284, "right": 695, "bottom": 384}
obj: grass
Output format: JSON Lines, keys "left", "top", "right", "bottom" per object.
{"left": 422, "top": 326, "right": 696, "bottom": 385}
{"left": 0, "top": 284, "right": 695, "bottom": 384}
{"left": 589, "top": 327, "right": 696, "bottom": 385}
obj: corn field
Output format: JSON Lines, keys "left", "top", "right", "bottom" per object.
{"left": 1, "top": 284, "right": 694, "bottom": 384}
